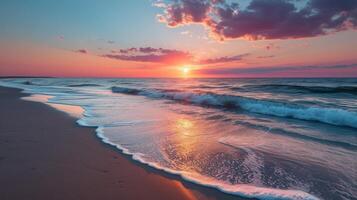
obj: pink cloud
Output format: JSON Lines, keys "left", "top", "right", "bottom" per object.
{"left": 198, "top": 53, "right": 250, "bottom": 64}
{"left": 102, "top": 46, "right": 249, "bottom": 65}
{"left": 103, "top": 47, "right": 192, "bottom": 65}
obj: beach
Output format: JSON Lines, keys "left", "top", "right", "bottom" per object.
{"left": 0, "top": 77, "right": 356, "bottom": 200}
{"left": 0, "top": 86, "right": 242, "bottom": 200}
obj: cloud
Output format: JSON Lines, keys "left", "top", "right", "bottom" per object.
{"left": 107, "top": 40, "right": 115, "bottom": 44}
{"left": 102, "top": 46, "right": 248, "bottom": 65}
{"left": 75, "top": 49, "right": 88, "bottom": 54}
{"left": 156, "top": 0, "right": 357, "bottom": 40}
{"left": 198, "top": 63, "right": 357, "bottom": 75}
{"left": 138, "top": 47, "right": 158, "bottom": 53}
{"left": 156, "top": 0, "right": 211, "bottom": 26}
{"left": 102, "top": 47, "right": 193, "bottom": 65}
{"left": 198, "top": 53, "right": 250, "bottom": 64}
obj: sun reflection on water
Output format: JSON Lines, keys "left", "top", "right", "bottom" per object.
{"left": 158, "top": 117, "right": 200, "bottom": 171}
{"left": 176, "top": 118, "right": 194, "bottom": 136}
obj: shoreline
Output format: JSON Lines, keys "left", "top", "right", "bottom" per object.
{"left": 0, "top": 86, "right": 246, "bottom": 200}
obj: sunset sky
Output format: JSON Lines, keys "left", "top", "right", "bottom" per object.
{"left": 0, "top": 0, "right": 357, "bottom": 77}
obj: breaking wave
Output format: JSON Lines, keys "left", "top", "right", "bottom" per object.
{"left": 112, "top": 86, "right": 357, "bottom": 129}
{"left": 68, "top": 83, "right": 102, "bottom": 87}
{"left": 233, "top": 84, "right": 357, "bottom": 95}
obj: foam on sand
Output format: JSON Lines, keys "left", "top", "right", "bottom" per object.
{"left": 22, "top": 94, "right": 84, "bottom": 118}
{"left": 83, "top": 122, "right": 319, "bottom": 200}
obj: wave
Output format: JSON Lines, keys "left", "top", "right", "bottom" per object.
{"left": 110, "top": 86, "right": 142, "bottom": 95}
{"left": 233, "top": 84, "right": 357, "bottom": 95}
{"left": 111, "top": 86, "right": 357, "bottom": 129}
{"left": 22, "top": 80, "right": 41, "bottom": 86}
{"left": 68, "top": 83, "right": 102, "bottom": 87}
{"left": 233, "top": 120, "right": 357, "bottom": 151}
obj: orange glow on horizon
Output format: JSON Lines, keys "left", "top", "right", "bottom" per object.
{"left": 2, "top": 37, "right": 357, "bottom": 78}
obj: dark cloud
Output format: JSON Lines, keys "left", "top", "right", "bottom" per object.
{"left": 198, "top": 63, "right": 357, "bottom": 75}
{"left": 75, "top": 49, "right": 88, "bottom": 54}
{"left": 198, "top": 53, "right": 250, "bottom": 64}
{"left": 157, "top": 0, "right": 211, "bottom": 26}
{"left": 157, "top": 0, "right": 357, "bottom": 40}
{"left": 138, "top": 47, "right": 158, "bottom": 53}
{"left": 107, "top": 40, "right": 115, "bottom": 44}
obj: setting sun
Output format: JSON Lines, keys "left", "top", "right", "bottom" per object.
{"left": 180, "top": 65, "right": 191, "bottom": 77}
{"left": 182, "top": 66, "right": 190, "bottom": 73}
{"left": 183, "top": 67, "right": 190, "bottom": 73}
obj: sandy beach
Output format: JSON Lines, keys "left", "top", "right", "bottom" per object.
{"left": 0, "top": 86, "right": 246, "bottom": 200}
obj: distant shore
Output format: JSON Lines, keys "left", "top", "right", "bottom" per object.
{"left": 0, "top": 86, "right": 245, "bottom": 200}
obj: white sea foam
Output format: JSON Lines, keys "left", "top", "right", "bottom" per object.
{"left": 92, "top": 123, "right": 319, "bottom": 200}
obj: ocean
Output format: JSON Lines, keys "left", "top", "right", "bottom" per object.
{"left": 1, "top": 78, "right": 356, "bottom": 200}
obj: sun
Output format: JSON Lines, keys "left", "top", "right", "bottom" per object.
{"left": 181, "top": 65, "right": 191, "bottom": 76}
{"left": 182, "top": 67, "right": 190, "bottom": 73}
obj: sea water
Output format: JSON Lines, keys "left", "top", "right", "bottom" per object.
{"left": 1, "top": 78, "right": 356, "bottom": 200}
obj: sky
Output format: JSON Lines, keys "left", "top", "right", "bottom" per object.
{"left": 0, "top": 0, "right": 357, "bottom": 78}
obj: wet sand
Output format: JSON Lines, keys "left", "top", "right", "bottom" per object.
{"left": 0, "top": 86, "right": 247, "bottom": 200}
